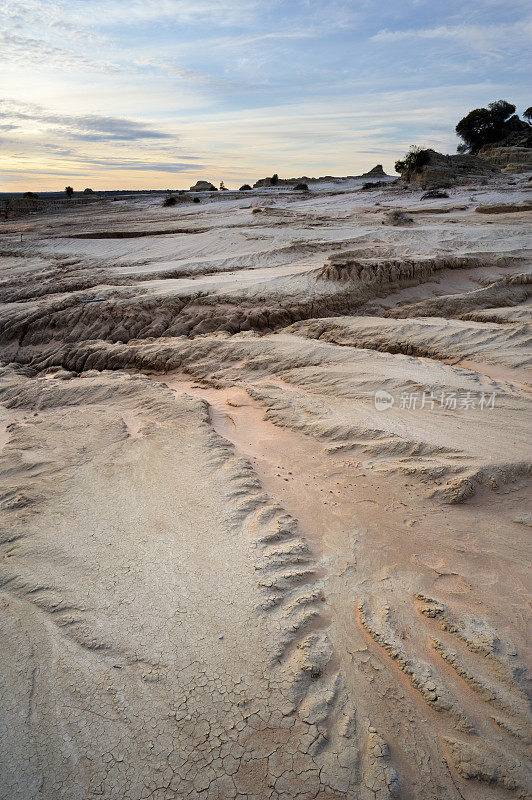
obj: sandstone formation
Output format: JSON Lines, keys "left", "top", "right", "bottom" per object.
{"left": 478, "top": 145, "right": 532, "bottom": 173}
{"left": 397, "top": 148, "right": 500, "bottom": 189}
{"left": 362, "top": 164, "right": 387, "bottom": 177}
{"left": 190, "top": 180, "right": 218, "bottom": 191}
{"left": 253, "top": 166, "right": 391, "bottom": 187}
{"left": 0, "top": 172, "right": 530, "bottom": 800}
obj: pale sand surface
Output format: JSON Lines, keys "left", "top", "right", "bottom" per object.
{"left": 0, "top": 175, "right": 531, "bottom": 800}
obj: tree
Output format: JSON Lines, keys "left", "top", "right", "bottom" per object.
{"left": 488, "top": 100, "right": 515, "bottom": 123}
{"left": 65, "top": 186, "right": 74, "bottom": 198}
{"left": 270, "top": 173, "right": 279, "bottom": 186}
{"left": 456, "top": 100, "right": 516, "bottom": 153}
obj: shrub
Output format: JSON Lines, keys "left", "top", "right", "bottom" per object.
{"left": 163, "top": 195, "right": 177, "bottom": 206}
{"left": 383, "top": 209, "right": 413, "bottom": 226}
{"left": 270, "top": 173, "right": 279, "bottom": 186}
{"left": 193, "top": 197, "right": 200, "bottom": 203}
{"left": 23, "top": 191, "right": 39, "bottom": 199}
{"left": 293, "top": 182, "right": 309, "bottom": 190}
{"left": 65, "top": 186, "right": 74, "bottom": 198}
{"left": 394, "top": 146, "right": 430, "bottom": 177}
{"left": 239, "top": 184, "right": 252, "bottom": 190}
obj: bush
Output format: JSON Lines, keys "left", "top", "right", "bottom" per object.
{"left": 193, "top": 197, "right": 200, "bottom": 204}
{"left": 239, "top": 184, "right": 252, "bottom": 190}
{"left": 270, "top": 173, "right": 279, "bottom": 186}
{"left": 163, "top": 195, "right": 177, "bottom": 207}
{"left": 394, "top": 146, "right": 430, "bottom": 177}
{"left": 293, "top": 182, "right": 309, "bottom": 190}
{"left": 23, "top": 191, "right": 39, "bottom": 199}
{"left": 65, "top": 186, "right": 74, "bottom": 198}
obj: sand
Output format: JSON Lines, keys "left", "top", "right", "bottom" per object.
{"left": 0, "top": 175, "right": 530, "bottom": 800}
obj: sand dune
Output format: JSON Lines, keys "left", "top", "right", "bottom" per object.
{"left": 0, "top": 175, "right": 530, "bottom": 800}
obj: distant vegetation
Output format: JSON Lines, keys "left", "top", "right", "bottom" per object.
{"left": 65, "top": 186, "right": 74, "bottom": 198}
{"left": 270, "top": 173, "right": 279, "bottom": 186}
{"left": 163, "top": 195, "right": 177, "bottom": 206}
{"left": 239, "top": 184, "right": 252, "bottom": 191}
{"left": 455, "top": 100, "right": 532, "bottom": 153}
{"left": 23, "top": 191, "right": 39, "bottom": 199}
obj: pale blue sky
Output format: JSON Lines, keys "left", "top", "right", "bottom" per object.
{"left": 1, "top": 0, "right": 530, "bottom": 189}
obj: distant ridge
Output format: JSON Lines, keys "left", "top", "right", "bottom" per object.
{"left": 253, "top": 164, "right": 389, "bottom": 187}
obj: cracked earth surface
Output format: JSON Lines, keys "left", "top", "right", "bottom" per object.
{"left": 0, "top": 178, "right": 531, "bottom": 799}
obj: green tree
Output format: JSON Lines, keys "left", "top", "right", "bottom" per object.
{"left": 65, "top": 186, "right": 74, "bottom": 198}
{"left": 456, "top": 100, "right": 516, "bottom": 153}
{"left": 488, "top": 100, "right": 516, "bottom": 122}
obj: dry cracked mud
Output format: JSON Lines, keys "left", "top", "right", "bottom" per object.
{"left": 0, "top": 177, "right": 531, "bottom": 800}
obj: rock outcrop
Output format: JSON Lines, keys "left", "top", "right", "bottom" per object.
{"left": 253, "top": 165, "right": 391, "bottom": 187}
{"left": 477, "top": 145, "right": 532, "bottom": 173}
{"left": 362, "top": 164, "right": 387, "bottom": 178}
{"left": 189, "top": 180, "right": 217, "bottom": 192}
{"left": 397, "top": 149, "right": 499, "bottom": 189}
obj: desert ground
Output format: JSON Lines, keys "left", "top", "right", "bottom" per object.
{"left": 0, "top": 175, "right": 531, "bottom": 800}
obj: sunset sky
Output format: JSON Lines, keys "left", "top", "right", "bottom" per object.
{"left": 1, "top": 0, "right": 530, "bottom": 191}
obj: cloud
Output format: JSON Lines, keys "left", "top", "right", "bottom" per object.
{"left": 1, "top": 159, "right": 204, "bottom": 174}
{"left": 1, "top": 0, "right": 264, "bottom": 29}
{"left": 371, "top": 20, "right": 532, "bottom": 61}
{"left": 0, "top": 31, "right": 119, "bottom": 72}
{"left": 1, "top": 100, "right": 172, "bottom": 141}
{"left": 82, "top": 156, "right": 205, "bottom": 172}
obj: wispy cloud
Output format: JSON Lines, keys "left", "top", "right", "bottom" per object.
{"left": 371, "top": 20, "right": 532, "bottom": 61}
{"left": 1, "top": 100, "right": 172, "bottom": 141}
{"left": 1, "top": 0, "right": 264, "bottom": 29}
{"left": 0, "top": 31, "right": 119, "bottom": 72}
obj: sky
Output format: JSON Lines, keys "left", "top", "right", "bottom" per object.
{"left": 1, "top": 0, "right": 531, "bottom": 190}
